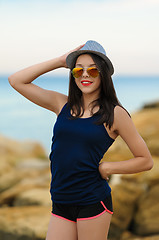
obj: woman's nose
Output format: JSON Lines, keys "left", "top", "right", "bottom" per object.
{"left": 82, "top": 69, "right": 89, "bottom": 77}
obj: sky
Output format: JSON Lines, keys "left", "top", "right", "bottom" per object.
{"left": 0, "top": 0, "right": 159, "bottom": 76}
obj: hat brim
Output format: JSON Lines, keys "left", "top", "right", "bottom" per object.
{"left": 66, "top": 50, "right": 114, "bottom": 75}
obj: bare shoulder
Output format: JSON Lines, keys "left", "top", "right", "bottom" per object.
{"left": 113, "top": 105, "right": 132, "bottom": 132}
{"left": 103, "top": 106, "right": 125, "bottom": 140}
{"left": 53, "top": 93, "right": 68, "bottom": 116}
{"left": 113, "top": 105, "right": 141, "bottom": 145}
{"left": 103, "top": 105, "right": 131, "bottom": 140}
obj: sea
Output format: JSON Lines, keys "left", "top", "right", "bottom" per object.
{"left": 0, "top": 74, "right": 159, "bottom": 155}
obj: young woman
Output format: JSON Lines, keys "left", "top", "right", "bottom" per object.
{"left": 8, "top": 40, "right": 153, "bottom": 240}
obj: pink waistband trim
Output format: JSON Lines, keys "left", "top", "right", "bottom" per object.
{"left": 77, "top": 210, "right": 106, "bottom": 221}
{"left": 100, "top": 201, "right": 113, "bottom": 215}
{"left": 51, "top": 213, "right": 76, "bottom": 223}
{"left": 51, "top": 199, "right": 113, "bottom": 222}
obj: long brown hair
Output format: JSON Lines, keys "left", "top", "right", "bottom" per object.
{"left": 67, "top": 53, "right": 131, "bottom": 129}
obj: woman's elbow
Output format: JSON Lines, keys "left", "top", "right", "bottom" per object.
{"left": 145, "top": 157, "right": 154, "bottom": 171}
{"left": 8, "top": 74, "right": 19, "bottom": 88}
{"left": 8, "top": 74, "right": 15, "bottom": 86}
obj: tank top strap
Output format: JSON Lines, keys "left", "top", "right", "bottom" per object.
{"left": 57, "top": 102, "right": 69, "bottom": 117}
{"left": 58, "top": 102, "right": 101, "bottom": 121}
{"left": 58, "top": 102, "right": 108, "bottom": 124}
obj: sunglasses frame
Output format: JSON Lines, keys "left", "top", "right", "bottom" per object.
{"left": 71, "top": 67, "right": 100, "bottom": 78}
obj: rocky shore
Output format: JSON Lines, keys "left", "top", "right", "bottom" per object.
{"left": 0, "top": 101, "right": 159, "bottom": 240}
{"left": 0, "top": 136, "right": 51, "bottom": 239}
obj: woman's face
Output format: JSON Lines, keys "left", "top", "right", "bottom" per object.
{"left": 74, "top": 54, "right": 101, "bottom": 97}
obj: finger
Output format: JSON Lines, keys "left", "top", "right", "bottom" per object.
{"left": 73, "top": 44, "right": 85, "bottom": 52}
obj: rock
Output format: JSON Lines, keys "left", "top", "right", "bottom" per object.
{"left": 142, "top": 236, "right": 159, "bottom": 240}
{"left": 142, "top": 101, "right": 159, "bottom": 109}
{"left": 0, "top": 173, "right": 51, "bottom": 206}
{"left": 108, "top": 181, "right": 145, "bottom": 239}
{"left": 0, "top": 206, "right": 51, "bottom": 240}
{"left": 0, "top": 155, "right": 51, "bottom": 206}
{"left": 141, "top": 157, "right": 159, "bottom": 186}
{"left": 141, "top": 236, "right": 159, "bottom": 240}
{"left": 121, "top": 231, "right": 159, "bottom": 240}
{"left": 13, "top": 188, "right": 51, "bottom": 206}
{"left": 120, "top": 231, "right": 139, "bottom": 240}
{"left": 0, "top": 134, "right": 48, "bottom": 167}
{"left": 0, "top": 158, "right": 12, "bottom": 176}
{"left": 102, "top": 135, "right": 134, "bottom": 163}
{"left": 133, "top": 183, "right": 159, "bottom": 236}
{"left": 146, "top": 137, "right": 159, "bottom": 156}
{"left": 16, "top": 158, "right": 49, "bottom": 170}
{"left": 0, "top": 169, "right": 24, "bottom": 193}
{"left": 108, "top": 155, "right": 159, "bottom": 239}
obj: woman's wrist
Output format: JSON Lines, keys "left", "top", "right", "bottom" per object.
{"left": 57, "top": 56, "right": 66, "bottom": 68}
{"left": 98, "top": 162, "right": 111, "bottom": 180}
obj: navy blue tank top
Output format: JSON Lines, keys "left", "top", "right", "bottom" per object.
{"left": 49, "top": 102, "right": 115, "bottom": 205}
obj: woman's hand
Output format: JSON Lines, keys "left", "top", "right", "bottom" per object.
{"left": 59, "top": 44, "right": 85, "bottom": 68}
{"left": 98, "top": 162, "right": 110, "bottom": 181}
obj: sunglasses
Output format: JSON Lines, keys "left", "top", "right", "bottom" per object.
{"left": 71, "top": 67, "right": 100, "bottom": 78}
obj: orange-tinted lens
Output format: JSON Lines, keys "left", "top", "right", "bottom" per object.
{"left": 87, "top": 67, "right": 99, "bottom": 78}
{"left": 72, "top": 68, "right": 83, "bottom": 78}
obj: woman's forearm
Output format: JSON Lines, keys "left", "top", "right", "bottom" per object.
{"left": 8, "top": 56, "right": 64, "bottom": 85}
{"left": 8, "top": 44, "right": 84, "bottom": 86}
{"left": 99, "top": 156, "right": 153, "bottom": 178}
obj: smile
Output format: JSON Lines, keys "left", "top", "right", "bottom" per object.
{"left": 81, "top": 81, "right": 93, "bottom": 86}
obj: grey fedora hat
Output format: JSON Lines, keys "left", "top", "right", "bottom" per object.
{"left": 66, "top": 40, "right": 114, "bottom": 75}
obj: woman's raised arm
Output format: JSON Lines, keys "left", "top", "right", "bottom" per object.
{"left": 8, "top": 44, "right": 84, "bottom": 115}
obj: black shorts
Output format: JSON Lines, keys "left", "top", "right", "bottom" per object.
{"left": 51, "top": 194, "right": 113, "bottom": 223}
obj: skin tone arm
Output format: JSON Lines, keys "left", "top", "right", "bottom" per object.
{"left": 98, "top": 106, "right": 153, "bottom": 180}
{"left": 8, "top": 44, "right": 84, "bottom": 115}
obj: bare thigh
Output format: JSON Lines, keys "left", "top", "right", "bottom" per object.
{"left": 77, "top": 211, "right": 112, "bottom": 240}
{"left": 46, "top": 215, "right": 78, "bottom": 240}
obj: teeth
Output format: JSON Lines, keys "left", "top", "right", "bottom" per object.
{"left": 82, "top": 81, "right": 92, "bottom": 83}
